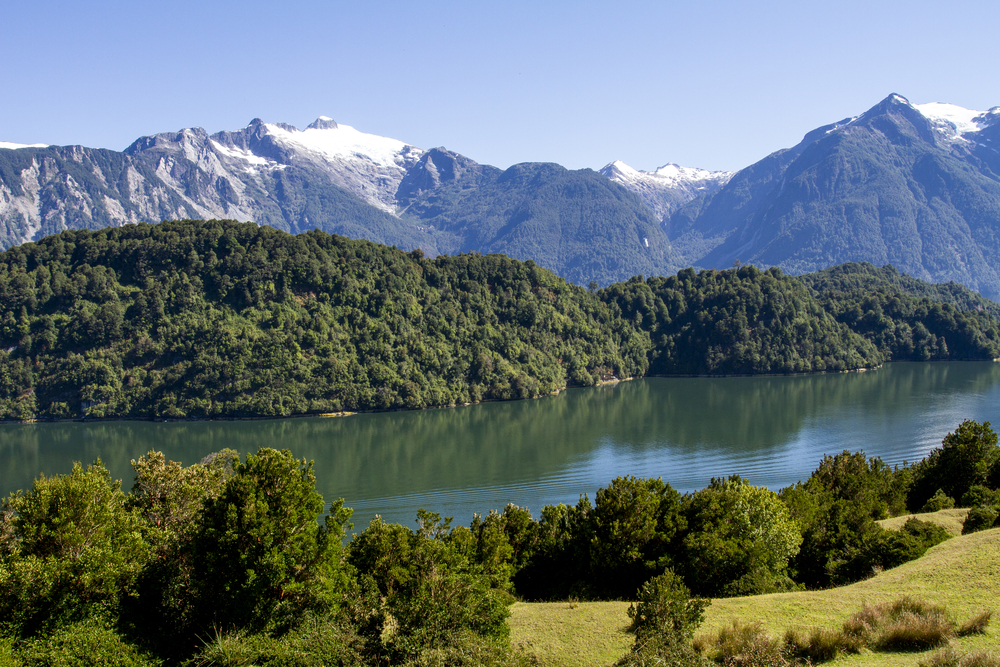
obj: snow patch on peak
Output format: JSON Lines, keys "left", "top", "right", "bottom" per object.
{"left": 601, "top": 160, "right": 734, "bottom": 220}
{"left": 209, "top": 140, "right": 273, "bottom": 166}
{"left": 265, "top": 121, "right": 420, "bottom": 169}
{"left": 915, "top": 102, "right": 987, "bottom": 136}
{"left": 0, "top": 141, "right": 49, "bottom": 150}
{"left": 891, "top": 94, "right": 911, "bottom": 105}
{"left": 604, "top": 160, "right": 734, "bottom": 189}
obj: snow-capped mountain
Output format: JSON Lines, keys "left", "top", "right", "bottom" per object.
{"left": 4, "top": 96, "right": 1000, "bottom": 294}
{"left": 123, "top": 116, "right": 426, "bottom": 216}
{"left": 670, "top": 93, "right": 1000, "bottom": 299}
{"left": 599, "top": 160, "right": 734, "bottom": 220}
{"left": 0, "top": 118, "right": 437, "bottom": 253}
{"left": 0, "top": 118, "right": 687, "bottom": 285}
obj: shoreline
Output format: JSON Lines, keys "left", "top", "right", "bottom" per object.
{"left": 5, "top": 358, "right": 998, "bottom": 426}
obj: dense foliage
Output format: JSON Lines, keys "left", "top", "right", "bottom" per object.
{"left": 2, "top": 220, "right": 997, "bottom": 421}
{"left": 600, "top": 266, "right": 880, "bottom": 375}
{"left": 802, "top": 263, "right": 1000, "bottom": 362}
{"left": 0, "top": 220, "right": 648, "bottom": 420}
{"left": 0, "top": 421, "right": 999, "bottom": 664}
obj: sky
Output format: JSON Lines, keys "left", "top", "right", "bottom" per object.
{"left": 3, "top": 0, "right": 999, "bottom": 173}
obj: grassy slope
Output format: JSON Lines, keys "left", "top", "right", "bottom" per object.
{"left": 509, "top": 527, "right": 1000, "bottom": 667}
{"left": 877, "top": 507, "right": 971, "bottom": 536}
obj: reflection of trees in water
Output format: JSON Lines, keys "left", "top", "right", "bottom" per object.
{"left": 2, "top": 362, "right": 999, "bottom": 505}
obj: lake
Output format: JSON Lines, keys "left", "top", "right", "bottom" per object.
{"left": 2, "top": 361, "right": 999, "bottom": 530}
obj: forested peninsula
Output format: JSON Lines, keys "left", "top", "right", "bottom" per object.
{"left": 1, "top": 219, "right": 998, "bottom": 420}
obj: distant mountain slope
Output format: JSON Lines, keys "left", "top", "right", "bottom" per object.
{"left": 671, "top": 94, "right": 1000, "bottom": 299}
{"left": 0, "top": 120, "right": 439, "bottom": 254}
{"left": 0, "top": 119, "right": 706, "bottom": 286}
{"left": 397, "top": 150, "right": 682, "bottom": 285}
{"left": 5, "top": 97, "right": 1000, "bottom": 295}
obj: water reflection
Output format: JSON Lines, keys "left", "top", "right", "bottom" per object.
{"left": 1, "top": 362, "right": 998, "bottom": 529}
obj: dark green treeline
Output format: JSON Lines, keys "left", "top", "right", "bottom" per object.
{"left": 1, "top": 220, "right": 998, "bottom": 420}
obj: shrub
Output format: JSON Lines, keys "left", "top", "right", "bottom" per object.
{"left": 627, "top": 569, "right": 710, "bottom": 644}
{"left": 0, "top": 460, "right": 152, "bottom": 638}
{"left": 186, "top": 615, "right": 366, "bottom": 667}
{"left": 615, "top": 634, "right": 711, "bottom": 667}
{"left": 681, "top": 477, "right": 802, "bottom": 597}
{"left": 922, "top": 489, "right": 956, "bottom": 512}
{"left": 960, "top": 485, "right": 1000, "bottom": 508}
{"left": 963, "top": 507, "right": 999, "bottom": 535}
{"left": 186, "top": 448, "right": 353, "bottom": 635}
{"left": 17, "top": 618, "right": 158, "bottom": 667}
{"left": 720, "top": 570, "right": 801, "bottom": 598}
{"left": 910, "top": 420, "right": 999, "bottom": 511}
{"left": 400, "top": 631, "right": 537, "bottom": 667}
{"left": 704, "top": 621, "right": 800, "bottom": 667}
{"left": 589, "top": 476, "right": 685, "bottom": 599}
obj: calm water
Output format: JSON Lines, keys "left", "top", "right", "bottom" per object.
{"left": 2, "top": 362, "right": 999, "bottom": 530}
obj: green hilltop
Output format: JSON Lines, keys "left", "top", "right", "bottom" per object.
{"left": 0, "top": 219, "right": 998, "bottom": 420}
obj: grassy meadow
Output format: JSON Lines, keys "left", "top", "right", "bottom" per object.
{"left": 510, "top": 525, "right": 1000, "bottom": 666}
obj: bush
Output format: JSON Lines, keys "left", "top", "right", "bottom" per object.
{"left": 187, "top": 448, "right": 352, "bottom": 635}
{"left": 910, "top": 421, "right": 999, "bottom": 511}
{"left": 400, "top": 631, "right": 537, "bottom": 667}
{"left": 185, "top": 615, "right": 366, "bottom": 667}
{"left": 704, "top": 621, "right": 800, "bottom": 667}
{"left": 922, "top": 489, "right": 956, "bottom": 512}
{"left": 721, "top": 570, "right": 802, "bottom": 598}
{"left": 960, "top": 485, "right": 1000, "bottom": 509}
{"left": 0, "top": 460, "right": 151, "bottom": 638}
{"left": 627, "top": 569, "right": 710, "bottom": 644}
{"left": 963, "top": 506, "right": 999, "bottom": 535}
{"left": 17, "top": 618, "right": 158, "bottom": 667}
{"left": 615, "top": 634, "right": 712, "bottom": 667}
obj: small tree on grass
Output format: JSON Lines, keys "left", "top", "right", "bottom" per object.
{"left": 618, "top": 569, "right": 712, "bottom": 667}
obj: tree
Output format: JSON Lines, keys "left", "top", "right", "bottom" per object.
{"left": 0, "top": 460, "right": 151, "bottom": 638}
{"left": 681, "top": 477, "right": 801, "bottom": 596}
{"left": 909, "top": 420, "right": 1000, "bottom": 510}
{"left": 187, "top": 448, "right": 352, "bottom": 634}
{"left": 588, "top": 476, "right": 685, "bottom": 598}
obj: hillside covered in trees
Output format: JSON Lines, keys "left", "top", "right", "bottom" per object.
{"left": 0, "top": 220, "right": 998, "bottom": 420}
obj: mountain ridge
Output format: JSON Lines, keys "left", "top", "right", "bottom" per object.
{"left": 4, "top": 95, "right": 1000, "bottom": 294}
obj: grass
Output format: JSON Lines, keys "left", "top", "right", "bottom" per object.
{"left": 877, "top": 508, "right": 971, "bottom": 536}
{"left": 509, "top": 526, "right": 1000, "bottom": 667}
{"left": 509, "top": 600, "right": 633, "bottom": 667}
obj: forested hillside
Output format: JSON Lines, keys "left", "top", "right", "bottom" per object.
{"left": 0, "top": 220, "right": 998, "bottom": 421}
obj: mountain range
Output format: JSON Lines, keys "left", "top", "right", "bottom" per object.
{"left": 2, "top": 94, "right": 1000, "bottom": 296}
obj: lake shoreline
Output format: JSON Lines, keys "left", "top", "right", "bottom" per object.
{"left": 18, "top": 359, "right": 1000, "bottom": 426}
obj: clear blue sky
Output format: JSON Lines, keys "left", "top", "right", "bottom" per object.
{"left": 3, "top": 0, "right": 998, "bottom": 173}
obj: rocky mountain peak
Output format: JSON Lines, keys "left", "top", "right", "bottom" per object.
{"left": 307, "top": 117, "right": 339, "bottom": 130}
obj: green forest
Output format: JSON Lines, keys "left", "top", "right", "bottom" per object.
{"left": 1, "top": 220, "right": 998, "bottom": 421}
{"left": 0, "top": 419, "right": 998, "bottom": 665}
